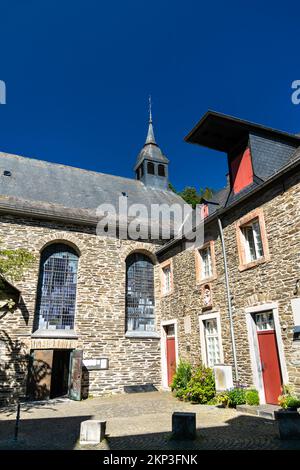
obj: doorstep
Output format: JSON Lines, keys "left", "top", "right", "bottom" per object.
{"left": 236, "top": 404, "right": 281, "bottom": 420}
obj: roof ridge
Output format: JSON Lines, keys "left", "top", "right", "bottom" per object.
{"left": 0, "top": 151, "right": 144, "bottom": 186}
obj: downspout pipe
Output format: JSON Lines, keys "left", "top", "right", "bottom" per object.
{"left": 217, "top": 216, "right": 239, "bottom": 381}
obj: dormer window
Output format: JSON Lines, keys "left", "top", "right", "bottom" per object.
{"left": 201, "top": 204, "right": 209, "bottom": 219}
{"left": 147, "top": 162, "right": 155, "bottom": 175}
{"left": 158, "top": 164, "right": 165, "bottom": 177}
{"left": 230, "top": 146, "right": 253, "bottom": 194}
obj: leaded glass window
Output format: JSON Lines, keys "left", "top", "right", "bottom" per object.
{"left": 35, "top": 243, "right": 79, "bottom": 331}
{"left": 126, "top": 253, "right": 155, "bottom": 332}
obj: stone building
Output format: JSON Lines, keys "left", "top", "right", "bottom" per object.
{"left": 157, "top": 111, "right": 300, "bottom": 405}
{"left": 0, "top": 111, "right": 185, "bottom": 404}
{"left": 1, "top": 108, "right": 300, "bottom": 407}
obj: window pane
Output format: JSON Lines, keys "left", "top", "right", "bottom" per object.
{"left": 200, "top": 246, "right": 212, "bottom": 278}
{"left": 204, "top": 318, "right": 220, "bottom": 367}
{"left": 255, "top": 312, "right": 274, "bottom": 331}
{"left": 252, "top": 221, "right": 264, "bottom": 258}
{"left": 163, "top": 266, "right": 171, "bottom": 294}
{"left": 242, "top": 219, "right": 264, "bottom": 263}
{"left": 35, "top": 244, "right": 78, "bottom": 331}
{"left": 126, "top": 253, "right": 155, "bottom": 332}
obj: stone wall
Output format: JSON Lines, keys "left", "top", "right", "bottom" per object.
{"left": 159, "top": 170, "right": 300, "bottom": 394}
{"left": 0, "top": 215, "right": 162, "bottom": 404}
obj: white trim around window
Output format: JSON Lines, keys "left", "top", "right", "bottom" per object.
{"left": 199, "top": 312, "right": 224, "bottom": 367}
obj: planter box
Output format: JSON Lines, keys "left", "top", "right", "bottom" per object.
{"left": 274, "top": 410, "right": 300, "bottom": 440}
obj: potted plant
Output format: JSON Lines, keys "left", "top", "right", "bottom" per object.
{"left": 275, "top": 385, "right": 300, "bottom": 440}
{"left": 278, "top": 395, "right": 300, "bottom": 411}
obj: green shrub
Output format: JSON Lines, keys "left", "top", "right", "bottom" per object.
{"left": 171, "top": 360, "right": 192, "bottom": 398}
{"left": 245, "top": 389, "right": 259, "bottom": 406}
{"left": 279, "top": 394, "right": 300, "bottom": 409}
{"left": 183, "top": 365, "right": 215, "bottom": 404}
{"left": 215, "top": 391, "right": 230, "bottom": 407}
{"left": 228, "top": 387, "right": 246, "bottom": 407}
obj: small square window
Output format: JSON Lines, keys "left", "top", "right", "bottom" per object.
{"left": 236, "top": 208, "right": 270, "bottom": 271}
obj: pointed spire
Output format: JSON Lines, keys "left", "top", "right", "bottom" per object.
{"left": 145, "top": 95, "right": 156, "bottom": 145}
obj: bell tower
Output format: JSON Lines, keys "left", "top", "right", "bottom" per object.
{"left": 134, "top": 98, "right": 169, "bottom": 190}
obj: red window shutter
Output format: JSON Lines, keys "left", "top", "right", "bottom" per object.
{"left": 231, "top": 147, "right": 253, "bottom": 194}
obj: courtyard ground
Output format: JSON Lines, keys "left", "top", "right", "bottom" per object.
{"left": 0, "top": 391, "right": 299, "bottom": 450}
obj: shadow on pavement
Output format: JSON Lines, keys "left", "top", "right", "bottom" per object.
{"left": 104, "top": 414, "right": 300, "bottom": 450}
{"left": 0, "top": 415, "right": 92, "bottom": 449}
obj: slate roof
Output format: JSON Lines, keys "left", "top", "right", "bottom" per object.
{"left": 0, "top": 152, "right": 185, "bottom": 221}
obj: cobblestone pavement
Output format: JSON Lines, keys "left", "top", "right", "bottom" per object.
{"left": 0, "top": 391, "right": 299, "bottom": 450}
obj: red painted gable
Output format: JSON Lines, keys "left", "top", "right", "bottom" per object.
{"left": 230, "top": 147, "right": 253, "bottom": 194}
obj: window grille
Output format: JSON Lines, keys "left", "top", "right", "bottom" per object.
{"left": 34, "top": 243, "right": 79, "bottom": 331}
{"left": 126, "top": 253, "right": 155, "bottom": 332}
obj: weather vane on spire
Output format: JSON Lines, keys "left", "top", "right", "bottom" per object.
{"left": 149, "top": 95, "right": 152, "bottom": 123}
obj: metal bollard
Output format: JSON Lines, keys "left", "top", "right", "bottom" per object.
{"left": 14, "top": 401, "right": 21, "bottom": 441}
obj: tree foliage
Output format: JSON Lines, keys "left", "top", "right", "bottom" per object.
{"left": 169, "top": 183, "right": 213, "bottom": 208}
{"left": 0, "top": 246, "right": 35, "bottom": 284}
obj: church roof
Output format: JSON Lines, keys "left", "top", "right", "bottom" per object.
{"left": 0, "top": 151, "right": 184, "bottom": 224}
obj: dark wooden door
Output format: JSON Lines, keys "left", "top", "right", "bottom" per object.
{"left": 68, "top": 349, "right": 83, "bottom": 401}
{"left": 27, "top": 349, "right": 53, "bottom": 400}
{"left": 257, "top": 330, "right": 282, "bottom": 404}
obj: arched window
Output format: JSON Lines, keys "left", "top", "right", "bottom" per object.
{"left": 35, "top": 243, "right": 79, "bottom": 331}
{"left": 126, "top": 253, "right": 155, "bottom": 332}
{"left": 147, "top": 162, "right": 155, "bottom": 175}
{"left": 158, "top": 164, "right": 165, "bottom": 177}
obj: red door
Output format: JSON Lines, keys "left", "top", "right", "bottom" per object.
{"left": 166, "top": 331, "right": 176, "bottom": 386}
{"left": 256, "top": 313, "right": 282, "bottom": 404}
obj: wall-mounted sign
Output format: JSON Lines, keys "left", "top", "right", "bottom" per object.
{"left": 83, "top": 358, "right": 109, "bottom": 370}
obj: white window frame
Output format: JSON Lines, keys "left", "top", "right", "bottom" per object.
{"left": 200, "top": 245, "right": 212, "bottom": 279}
{"left": 241, "top": 219, "right": 264, "bottom": 263}
{"left": 199, "top": 312, "right": 224, "bottom": 367}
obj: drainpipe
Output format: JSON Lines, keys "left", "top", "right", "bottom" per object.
{"left": 217, "top": 216, "right": 239, "bottom": 381}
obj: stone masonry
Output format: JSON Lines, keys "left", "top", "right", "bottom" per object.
{"left": 158, "top": 169, "right": 300, "bottom": 394}
{"left": 0, "top": 214, "right": 162, "bottom": 404}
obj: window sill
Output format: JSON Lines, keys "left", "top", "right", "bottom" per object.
{"left": 161, "top": 290, "right": 173, "bottom": 298}
{"left": 238, "top": 256, "right": 270, "bottom": 272}
{"left": 31, "top": 329, "right": 78, "bottom": 339}
{"left": 196, "top": 274, "right": 217, "bottom": 286}
{"left": 125, "top": 331, "right": 160, "bottom": 339}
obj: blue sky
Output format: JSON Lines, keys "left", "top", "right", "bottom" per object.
{"left": 1, "top": 0, "right": 300, "bottom": 192}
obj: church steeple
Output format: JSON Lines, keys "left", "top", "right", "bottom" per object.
{"left": 145, "top": 96, "right": 156, "bottom": 145}
{"left": 134, "top": 97, "right": 169, "bottom": 189}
